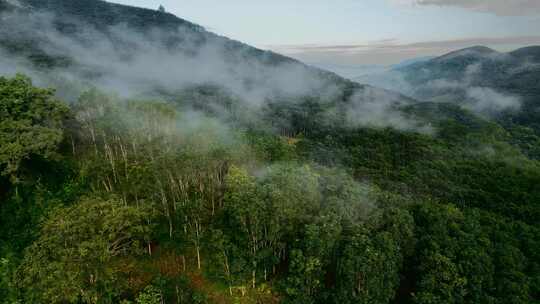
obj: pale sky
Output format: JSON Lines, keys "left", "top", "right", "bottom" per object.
{"left": 109, "top": 0, "right": 540, "bottom": 65}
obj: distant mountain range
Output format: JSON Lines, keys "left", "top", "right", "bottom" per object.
{"left": 357, "top": 45, "right": 540, "bottom": 132}
{"left": 308, "top": 57, "right": 435, "bottom": 80}
{"left": 390, "top": 56, "right": 436, "bottom": 70}
{"left": 306, "top": 62, "right": 389, "bottom": 79}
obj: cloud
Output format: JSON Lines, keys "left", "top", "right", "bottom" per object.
{"left": 359, "top": 59, "right": 522, "bottom": 117}
{"left": 0, "top": 9, "right": 431, "bottom": 133}
{"left": 466, "top": 87, "right": 521, "bottom": 114}
{"left": 271, "top": 36, "right": 540, "bottom": 65}
{"left": 344, "top": 86, "right": 433, "bottom": 133}
{"left": 0, "top": 10, "right": 337, "bottom": 106}
{"left": 392, "top": 0, "right": 540, "bottom": 16}
{"left": 414, "top": 62, "right": 522, "bottom": 116}
{"left": 273, "top": 37, "right": 540, "bottom": 55}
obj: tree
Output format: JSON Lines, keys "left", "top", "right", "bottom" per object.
{"left": 158, "top": 5, "right": 165, "bottom": 13}
{"left": 285, "top": 220, "right": 341, "bottom": 303}
{"left": 0, "top": 74, "right": 69, "bottom": 184}
{"left": 223, "top": 165, "right": 266, "bottom": 289}
{"left": 135, "top": 285, "right": 162, "bottom": 304}
{"left": 16, "top": 197, "right": 155, "bottom": 303}
{"left": 0, "top": 255, "right": 18, "bottom": 303}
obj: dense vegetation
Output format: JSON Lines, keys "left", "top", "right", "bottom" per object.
{"left": 1, "top": 1, "right": 539, "bottom": 303}
{"left": 1, "top": 74, "right": 539, "bottom": 303}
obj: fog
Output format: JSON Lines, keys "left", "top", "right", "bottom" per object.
{"left": 356, "top": 55, "right": 524, "bottom": 118}
{"left": 0, "top": 10, "right": 339, "bottom": 103}
{"left": 344, "top": 86, "right": 432, "bottom": 133}
{"left": 0, "top": 7, "right": 431, "bottom": 133}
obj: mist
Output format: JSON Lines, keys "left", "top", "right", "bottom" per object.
{"left": 0, "top": 7, "right": 433, "bottom": 133}
{"left": 344, "top": 86, "right": 432, "bottom": 133}
{"left": 356, "top": 54, "right": 524, "bottom": 118}
{"left": 0, "top": 10, "right": 334, "bottom": 103}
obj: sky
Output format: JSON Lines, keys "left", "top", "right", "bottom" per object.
{"left": 109, "top": 0, "right": 540, "bottom": 66}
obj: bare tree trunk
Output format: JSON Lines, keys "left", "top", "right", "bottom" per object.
{"left": 224, "top": 252, "right": 232, "bottom": 296}
{"left": 119, "top": 137, "right": 129, "bottom": 180}
{"left": 71, "top": 136, "right": 76, "bottom": 156}
{"left": 195, "top": 219, "right": 201, "bottom": 270}
{"left": 182, "top": 255, "right": 186, "bottom": 272}
{"left": 159, "top": 185, "right": 173, "bottom": 239}
{"left": 89, "top": 126, "right": 98, "bottom": 156}
{"left": 196, "top": 245, "right": 201, "bottom": 270}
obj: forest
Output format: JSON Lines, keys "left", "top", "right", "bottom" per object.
{"left": 1, "top": 0, "right": 540, "bottom": 303}
{"left": 0, "top": 74, "right": 539, "bottom": 303}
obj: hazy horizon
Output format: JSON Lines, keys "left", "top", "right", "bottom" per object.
{"left": 109, "top": 0, "right": 540, "bottom": 67}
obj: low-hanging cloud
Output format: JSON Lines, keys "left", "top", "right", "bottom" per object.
{"left": 422, "top": 62, "right": 522, "bottom": 116}
{"left": 0, "top": 7, "right": 434, "bottom": 133}
{"left": 466, "top": 87, "right": 521, "bottom": 115}
{"left": 344, "top": 86, "right": 432, "bottom": 133}
{"left": 0, "top": 10, "right": 336, "bottom": 105}
{"left": 358, "top": 56, "right": 523, "bottom": 118}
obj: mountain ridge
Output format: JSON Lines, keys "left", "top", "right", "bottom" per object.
{"left": 0, "top": 0, "right": 365, "bottom": 109}
{"left": 0, "top": 0, "right": 348, "bottom": 82}
{"left": 434, "top": 45, "right": 500, "bottom": 62}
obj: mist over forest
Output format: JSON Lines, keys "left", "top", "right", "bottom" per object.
{"left": 1, "top": 1, "right": 539, "bottom": 304}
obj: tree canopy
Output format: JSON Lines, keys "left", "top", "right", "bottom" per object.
{"left": 0, "top": 75, "right": 538, "bottom": 303}
{"left": 0, "top": 74, "right": 68, "bottom": 183}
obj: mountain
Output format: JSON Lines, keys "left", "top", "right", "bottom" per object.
{"left": 509, "top": 46, "right": 540, "bottom": 62}
{"left": 390, "top": 56, "right": 436, "bottom": 69}
{"left": 357, "top": 45, "right": 540, "bottom": 135}
{"left": 2, "top": 0, "right": 537, "bottom": 162}
{"left": 0, "top": 0, "right": 358, "bottom": 107}
{"left": 403, "top": 46, "right": 540, "bottom": 131}
{"left": 396, "top": 46, "right": 536, "bottom": 85}
{"left": 312, "top": 57, "right": 435, "bottom": 81}
{"left": 433, "top": 46, "right": 501, "bottom": 62}
{"left": 1, "top": 0, "right": 438, "bottom": 137}
{"left": 307, "top": 62, "right": 389, "bottom": 79}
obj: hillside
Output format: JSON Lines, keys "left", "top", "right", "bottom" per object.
{"left": 0, "top": 1, "right": 539, "bottom": 304}
{"left": 510, "top": 46, "right": 540, "bottom": 62}
{"left": 0, "top": 0, "right": 350, "bottom": 98}
{"left": 358, "top": 46, "right": 540, "bottom": 95}
{"left": 0, "top": 0, "right": 434, "bottom": 135}
{"left": 356, "top": 45, "right": 540, "bottom": 154}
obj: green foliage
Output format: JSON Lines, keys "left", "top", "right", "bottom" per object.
{"left": 0, "top": 76, "right": 81, "bottom": 291}
{"left": 0, "top": 255, "right": 18, "bottom": 304}
{"left": 16, "top": 197, "right": 154, "bottom": 303}
{"left": 135, "top": 285, "right": 162, "bottom": 304}
{"left": 333, "top": 207, "right": 415, "bottom": 304}
{"left": 245, "top": 131, "right": 297, "bottom": 162}
{"left": 1, "top": 75, "right": 539, "bottom": 304}
{"left": 410, "top": 202, "right": 538, "bottom": 304}
{"left": 2, "top": 2, "right": 540, "bottom": 303}
{"left": 0, "top": 74, "right": 69, "bottom": 183}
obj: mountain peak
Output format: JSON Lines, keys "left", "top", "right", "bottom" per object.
{"left": 9, "top": 0, "right": 205, "bottom": 33}
{"left": 436, "top": 46, "right": 499, "bottom": 61}
{"left": 510, "top": 46, "right": 540, "bottom": 62}
{"left": 462, "top": 46, "right": 497, "bottom": 53}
